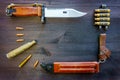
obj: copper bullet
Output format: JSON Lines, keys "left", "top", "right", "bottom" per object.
{"left": 16, "top": 27, "right": 24, "bottom": 30}
{"left": 33, "top": 60, "right": 39, "bottom": 68}
{"left": 16, "top": 34, "right": 24, "bottom": 37}
{"left": 16, "top": 39, "right": 24, "bottom": 42}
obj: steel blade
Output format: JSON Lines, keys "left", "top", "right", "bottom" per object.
{"left": 45, "top": 8, "right": 87, "bottom": 18}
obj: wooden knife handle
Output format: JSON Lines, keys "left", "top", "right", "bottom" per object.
{"left": 12, "top": 6, "right": 42, "bottom": 16}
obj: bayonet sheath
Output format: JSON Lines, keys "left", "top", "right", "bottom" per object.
{"left": 40, "top": 62, "right": 99, "bottom": 73}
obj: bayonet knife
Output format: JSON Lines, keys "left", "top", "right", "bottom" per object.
{"left": 6, "top": 3, "right": 87, "bottom": 23}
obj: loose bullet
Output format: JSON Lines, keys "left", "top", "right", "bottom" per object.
{"left": 18, "top": 54, "right": 32, "bottom": 68}
{"left": 16, "top": 27, "right": 24, "bottom": 30}
{"left": 16, "top": 39, "right": 24, "bottom": 42}
{"left": 33, "top": 60, "right": 39, "bottom": 68}
{"left": 16, "top": 34, "right": 24, "bottom": 37}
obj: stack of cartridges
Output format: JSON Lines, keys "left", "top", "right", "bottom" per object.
{"left": 94, "top": 4, "right": 111, "bottom": 30}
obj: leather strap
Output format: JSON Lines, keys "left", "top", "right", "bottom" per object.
{"left": 99, "top": 34, "right": 111, "bottom": 63}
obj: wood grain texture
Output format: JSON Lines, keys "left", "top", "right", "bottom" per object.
{"left": 0, "top": 0, "right": 120, "bottom": 80}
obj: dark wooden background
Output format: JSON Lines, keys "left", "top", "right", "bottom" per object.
{"left": 0, "top": 0, "right": 120, "bottom": 80}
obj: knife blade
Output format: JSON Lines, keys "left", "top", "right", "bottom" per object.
{"left": 45, "top": 8, "right": 86, "bottom": 18}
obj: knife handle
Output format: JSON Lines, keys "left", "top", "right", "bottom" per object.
{"left": 12, "top": 6, "right": 42, "bottom": 16}
{"left": 6, "top": 3, "right": 45, "bottom": 23}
